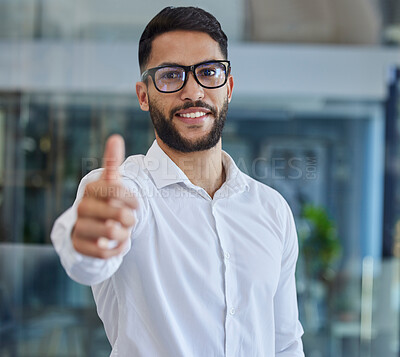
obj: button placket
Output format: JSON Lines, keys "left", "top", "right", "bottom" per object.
{"left": 211, "top": 199, "right": 238, "bottom": 356}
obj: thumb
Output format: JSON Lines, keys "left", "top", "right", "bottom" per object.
{"left": 102, "top": 134, "right": 125, "bottom": 181}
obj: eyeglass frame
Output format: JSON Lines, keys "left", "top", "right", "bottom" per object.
{"left": 140, "top": 60, "right": 231, "bottom": 94}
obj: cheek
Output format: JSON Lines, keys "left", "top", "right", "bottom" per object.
{"left": 205, "top": 89, "right": 225, "bottom": 106}
{"left": 150, "top": 93, "right": 179, "bottom": 117}
{"left": 214, "top": 94, "right": 229, "bottom": 113}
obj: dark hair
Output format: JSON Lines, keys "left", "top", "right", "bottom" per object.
{"left": 139, "top": 6, "right": 228, "bottom": 73}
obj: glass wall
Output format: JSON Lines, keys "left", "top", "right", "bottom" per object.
{"left": 0, "top": 91, "right": 398, "bottom": 356}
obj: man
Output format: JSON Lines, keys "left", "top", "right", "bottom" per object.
{"left": 51, "top": 6, "right": 304, "bottom": 356}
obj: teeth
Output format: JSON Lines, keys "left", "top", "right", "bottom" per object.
{"left": 179, "top": 112, "right": 207, "bottom": 118}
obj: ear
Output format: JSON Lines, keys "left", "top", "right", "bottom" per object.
{"left": 226, "top": 74, "right": 234, "bottom": 103}
{"left": 136, "top": 81, "right": 149, "bottom": 111}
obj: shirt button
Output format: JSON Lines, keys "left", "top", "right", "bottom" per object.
{"left": 229, "top": 307, "right": 236, "bottom": 315}
{"left": 224, "top": 252, "right": 231, "bottom": 260}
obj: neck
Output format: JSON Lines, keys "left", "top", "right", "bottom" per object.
{"left": 156, "top": 137, "right": 225, "bottom": 198}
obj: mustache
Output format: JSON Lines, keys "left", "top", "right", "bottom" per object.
{"left": 170, "top": 101, "right": 217, "bottom": 120}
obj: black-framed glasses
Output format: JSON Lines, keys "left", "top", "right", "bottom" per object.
{"left": 141, "top": 60, "right": 231, "bottom": 93}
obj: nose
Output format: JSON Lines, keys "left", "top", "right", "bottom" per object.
{"left": 180, "top": 71, "right": 204, "bottom": 101}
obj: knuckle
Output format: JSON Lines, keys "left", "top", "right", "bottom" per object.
{"left": 71, "top": 236, "right": 80, "bottom": 251}
{"left": 105, "top": 224, "right": 116, "bottom": 239}
{"left": 74, "top": 219, "right": 84, "bottom": 234}
{"left": 122, "top": 209, "right": 134, "bottom": 225}
{"left": 77, "top": 201, "right": 86, "bottom": 216}
{"left": 72, "top": 238, "right": 88, "bottom": 256}
{"left": 119, "top": 207, "right": 128, "bottom": 220}
{"left": 114, "top": 208, "right": 125, "bottom": 223}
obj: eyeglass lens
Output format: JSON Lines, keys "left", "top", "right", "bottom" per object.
{"left": 154, "top": 62, "right": 227, "bottom": 92}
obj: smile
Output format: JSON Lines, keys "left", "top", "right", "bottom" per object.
{"left": 178, "top": 111, "right": 208, "bottom": 118}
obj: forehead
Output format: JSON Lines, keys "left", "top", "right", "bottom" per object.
{"left": 147, "top": 30, "right": 224, "bottom": 68}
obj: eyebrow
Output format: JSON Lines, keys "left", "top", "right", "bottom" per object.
{"left": 155, "top": 59, "right": 219, "bottom": 68}
{"left": 157, "top": 62, "right": 182, "bottom": 67}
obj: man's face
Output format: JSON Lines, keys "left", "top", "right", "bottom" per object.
{"left": 136, "top": 30, "right": 234, "bottom": 153}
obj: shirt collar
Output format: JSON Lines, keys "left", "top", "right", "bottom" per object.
{"left": 144, "top": 140, "right": 249, "bottom": 194}
{"left": 143, "top": 140, "right": 188, "bottom": 189}
{"left": 220, "top": 150, "right": 250, "bottom": 195}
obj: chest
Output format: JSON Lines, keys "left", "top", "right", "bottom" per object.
{"left": 126, "top": 190, "right": 283, "bottom": 298}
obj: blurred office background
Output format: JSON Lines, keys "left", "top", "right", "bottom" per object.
{"left": 0, "top": 0, "right": 400, "bottom": 356}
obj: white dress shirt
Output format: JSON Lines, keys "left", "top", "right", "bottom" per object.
{"left": 51, "top": 140, "right": 304, "bottom": 357}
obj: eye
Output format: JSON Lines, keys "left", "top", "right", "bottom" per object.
{"left": 161, "top": 72, "right": 179, "bottom": 79}
{"left": 160, "top": 71, "right": 181, "bottom": 80}
{"left": 197, "top": 63, "right": 226, "bottom": 79}
{"left": 198, "top": 67, "right": 218, "bottom": 77}
{"left": 200, "top": 68, "right": 216, "bottom": 77}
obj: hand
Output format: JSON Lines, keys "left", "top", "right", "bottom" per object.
{"left": 72, "top": 134, "right": 138, "bottom": 259}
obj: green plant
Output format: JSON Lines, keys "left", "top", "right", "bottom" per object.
{"left": 299, "top": 204, "right": 341, "bottom": 282}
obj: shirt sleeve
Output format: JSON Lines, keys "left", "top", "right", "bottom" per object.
{"left": 274, "top": 199, "right": 305, "bottom": 356}
{"left": 51, "top": 168, "right": 136, "bottom": 286}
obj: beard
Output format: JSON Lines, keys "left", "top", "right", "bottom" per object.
{"left": 148, "top": 97, "right": 228, "bottom": 153}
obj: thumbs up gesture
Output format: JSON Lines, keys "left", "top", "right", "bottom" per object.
{"left": 72, "top": 135, "right": 138, "bottom": 259}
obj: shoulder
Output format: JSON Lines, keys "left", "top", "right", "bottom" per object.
{"left": 240, "top": 173, "right": 294, "bottom": 233}
{"left": 243, "top": 172, "right": 289, "bottom": 209}
{"left": 120, "top": 153, "right": 147, "bottom": 181}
